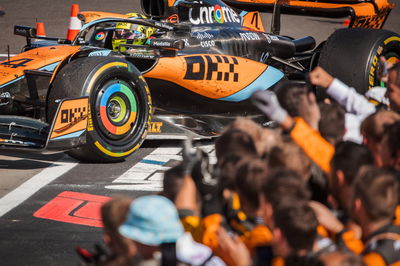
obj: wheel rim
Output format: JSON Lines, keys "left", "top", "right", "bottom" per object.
{"left": 96, "top": 79, "right": 138, "bottom": 140}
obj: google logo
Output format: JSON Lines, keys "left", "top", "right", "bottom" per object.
{"left": 214, "top": 5, "right": 224, "bottom": 24}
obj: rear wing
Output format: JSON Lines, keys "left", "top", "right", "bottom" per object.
{"left": 223, "top": 0, "right": 394, "bottom": 29}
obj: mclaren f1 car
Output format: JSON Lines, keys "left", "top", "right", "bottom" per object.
{"left": 0, "top": 0, "right": 398, "bottom": 162}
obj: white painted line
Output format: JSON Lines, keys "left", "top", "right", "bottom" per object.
{"left": 106, "top": 144, "right": 216, "bottom": 192}
{"left": 0, "top": 54, "right": 16, "bottom": 57}
{"left": 0, "top": 155, "right": 78, "bottom": 217}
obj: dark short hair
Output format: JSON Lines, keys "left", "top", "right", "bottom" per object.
{"left": 262, "top": 168, "right": 311, "bottom": 208}
{"left": 318, "top": 103, "right": 345, "bottom": 145}
{"left": 276, "top": 82, "right": 308, "bottom": 117}
{"left": 162, "top": 163, "right": 185, "bottom": 201}
{"left": 353, "top": 166, "right": 398, "bottom": 222}
{"left": 273, "top": 202, "right": 318, "bottom": 252}
{"left": 101, "top": 197, "right": 133, "bottom": 255}
{"left": 235, "top": 158, "right": 269, "bottom": 211}
{"left": 331, "top": 141, "right": 374, "bottom": 185}
{"left": 360, "top": 110, "right": 400, "bottom": 143}
{"left": 215, "top": 128, "right": 258, "bottom": 160}
{"left": 217, "top": 153, "right": 256, "bottom": 191}
{"left": 383, "top": 121, "right": 400, "bottom": 160}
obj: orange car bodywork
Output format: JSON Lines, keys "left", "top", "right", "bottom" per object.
{"left": 78, "top": 11, "right": 132, "bottom": 24}
{"left": 214, "top": 0, "right": 394, "bottom": 29}
{"left": 0, "top": 46, "right": 80, "bottom": 88}
{"left": 144, "top": 54, "right": 272, "bottom": 99}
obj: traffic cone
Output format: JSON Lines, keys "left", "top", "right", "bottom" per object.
{"left": 66, "top": 4, "right": 81, "bottom": 41}
{"left": 36, "top": 22, "right": 46, "bottom": 37}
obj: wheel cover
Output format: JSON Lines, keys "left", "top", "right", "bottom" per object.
{"left": 96, "top": 80, "right": 138, "bottom": 140}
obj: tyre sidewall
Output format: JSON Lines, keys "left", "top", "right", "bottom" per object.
{"left": 366, "top": 35, "right": 400, "bottom": 90}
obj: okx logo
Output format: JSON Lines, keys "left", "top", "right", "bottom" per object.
{"left": 184, "top": 55, "right": 239, "bottom": 82}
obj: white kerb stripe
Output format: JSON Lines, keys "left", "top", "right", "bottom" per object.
{"left": 69, "top": 17, "right": 81, "bottom": 30}
{"left": 0, "top": 155, "right": 78, "bottom": 217}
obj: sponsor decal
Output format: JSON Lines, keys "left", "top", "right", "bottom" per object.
{"left": 154, "top": 21, "right": 174, "bottom": 30}
{"left": 14, "top": 26, "right": 31, "bottom": 36}
{"left": 151, "top": 41, "right": 173, "bottom": 47}
{"left": 214, "top": 5, "right": 224, "bottom": 23}
{"left": 353, "top": 8, "right": 391, "bottom": 29}
{"left": 200, "top": 40, "right": 215, "bottom": 48}
{"left": 87, "top": 105, "right": 94, "bottom": 131}
{"left": 369, "top": 46, "right": 384, "bottom": 89}
{"left": 50, "top": 98, "right": 88, "bottom": 139}
{"left": 1, "top": 58, "right": 33, "bottom": 68}
{"left": 34, "top": 191, "right": 110, "bottom": 227}
{"left": 126, "top": 48, "right": 158, "bottom": 59}
{"left": 55, "top": 107, "right": 87, "bottom": 133}
{"left": 148, "top": 122, "right": 163, "bottom": 133}
{"left": 173, "top": 0, "right": 203, "bottom": 6}
{"left": 184, "top": 55, "right": 239, "bottom": 82}
{"left": 192, "top": 32, "right": 214, "bottom": 40}
{"left": 240, "top": 32, "right": 260, "bottom": 41}
{"left": 263, "top": 33, "right": 272, "bottom": 44}
{"left": 88, "top": 49, "right": 111, "bottom": 57}
{"left": 182, "top": 38, "right": 190, "bottom": 47}
{"left": 95, "top": 32, "right": 105, "bottom": 41}
{"left": 189, "top": 5, "right": 240, "bottom": 25}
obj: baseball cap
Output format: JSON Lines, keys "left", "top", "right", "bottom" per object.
{"left": 119, "top": 195, "right": 184, "bottom": 246}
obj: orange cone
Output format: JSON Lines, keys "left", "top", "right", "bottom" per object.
{"left": 36, "top": 22, "right": 46, "bottom": 37}
{"left": 66, "top": 4, "right": 81, "bottom": 41}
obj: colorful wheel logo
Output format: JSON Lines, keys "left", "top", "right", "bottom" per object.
{"left": 214, "top": 5, "right": 224, "bottom": 24}
{"left": 98, "top": 81, "right": 137, "bottom": 136}
{"left": 95, "top": 32, "right": 105, "bottom": 41}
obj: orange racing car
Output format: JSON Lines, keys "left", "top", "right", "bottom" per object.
{"left": 0, "top": 0, "right": 398, "bottom": 162}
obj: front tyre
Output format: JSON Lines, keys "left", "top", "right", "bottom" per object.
{"left": 48, "top": 57, "right": 152, "bottom": 163}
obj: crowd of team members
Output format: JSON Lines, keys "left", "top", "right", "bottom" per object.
{"left": 79, "top": 61, "right": 400, "bottom": 266}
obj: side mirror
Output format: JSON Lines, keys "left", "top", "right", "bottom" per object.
{"left": 14, "top": 25, "right": 36, "bottom": 38}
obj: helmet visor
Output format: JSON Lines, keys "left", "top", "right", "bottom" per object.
{"left": 114, "top": 29, "right": 145, "bottom": 40}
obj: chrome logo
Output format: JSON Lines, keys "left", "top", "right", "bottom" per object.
{"left": 95, "top": 32, "right": 105, "bottom": 41}
{"left": 214, "top": 5, "right": 224, "bottom": 24}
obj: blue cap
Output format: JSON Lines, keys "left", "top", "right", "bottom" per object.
{"left": 119, "top": 195, "right": 184, "bottom": 246}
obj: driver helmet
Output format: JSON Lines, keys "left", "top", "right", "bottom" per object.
{"left": 112, "top": 13, "right": 155, "bottom": 52}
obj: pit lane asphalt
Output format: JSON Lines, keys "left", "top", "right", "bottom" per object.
{"left": 0, "top": 0, "right": 399, "bottom": 265}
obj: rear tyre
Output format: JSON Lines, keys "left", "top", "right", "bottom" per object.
{"left": 47, "top": 57, "right": 152, "bottom": 163}
{"left": 318, "top": 28, "right": 400, "bottom": 95}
